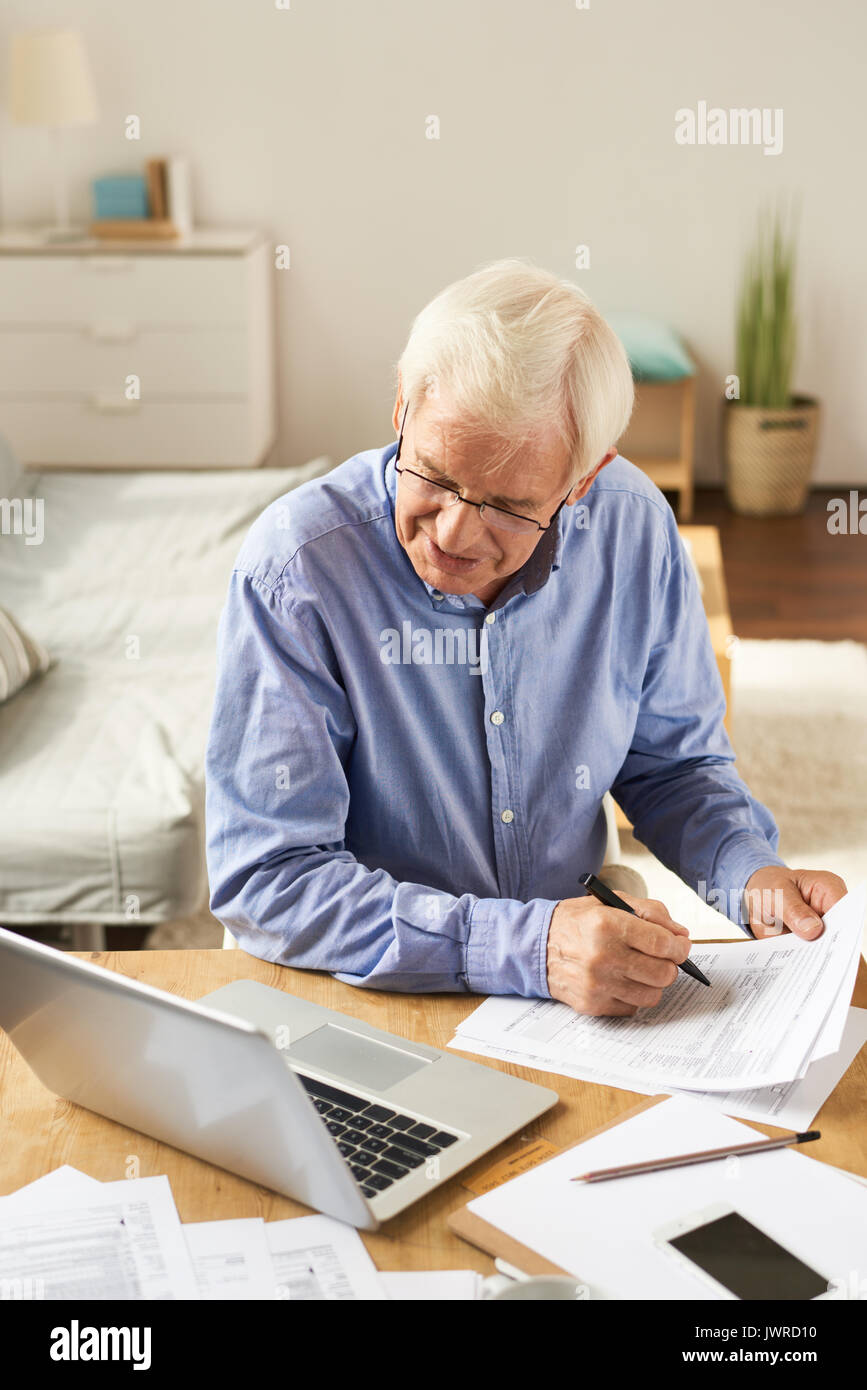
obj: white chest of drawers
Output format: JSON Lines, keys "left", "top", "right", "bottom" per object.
{"left": 0, "top": 228, "right": 275, "bottom": 468}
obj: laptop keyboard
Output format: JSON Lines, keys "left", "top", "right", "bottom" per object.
{"left": 294, "top": 1072, "right": 460, "bottom": 1200}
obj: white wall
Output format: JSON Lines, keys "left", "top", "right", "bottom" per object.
{"left": 1, "top": 0, "right": 864, "bottom": 484}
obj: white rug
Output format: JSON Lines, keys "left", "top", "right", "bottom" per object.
{"left": 619, "top": 639, "right": 867, "bottom": 942}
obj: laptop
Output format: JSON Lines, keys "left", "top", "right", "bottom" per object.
{"left": 0, "top": 926, "right": 557, "bottom": 1229}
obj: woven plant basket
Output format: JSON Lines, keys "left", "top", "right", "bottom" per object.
{"left": 725, "top": 395, "right": 820, "bottom": 516}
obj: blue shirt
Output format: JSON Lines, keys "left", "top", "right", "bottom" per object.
{"left": 204, "top": 443, "right": 785, "bottom": 996}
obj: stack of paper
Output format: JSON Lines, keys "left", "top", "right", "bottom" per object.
{"left": 450, "top": 882, "right": 867, "bottom": 1127}
{"left": 0, "top": 1167, "right": 481, "bottom": 1300}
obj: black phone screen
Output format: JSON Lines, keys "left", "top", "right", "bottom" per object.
{"left": 668, "top": 1210, "right": 828, "bottom": 1300}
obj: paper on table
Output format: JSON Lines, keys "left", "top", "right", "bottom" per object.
{"left": 455, "top": 1007, "right": 867, "bottom": 1130}
{"left": 806, "top": 883, "right": 866, "bottom": 1059}
{"left": 183, "top": 1218, "right": 277, "bottom": 1300}
{"left": 668, "top": 1006, "right": 867, "bottom": 1128}
{"left": 452, "top": 1031, "right": 660, "bottom": 1096}
{"left": 466, "top": 1094, "right": 867, "bottom": 1300}
{"left": 0, "top": 1174, "right": 199, "bottom": 1299}
{"left": 453, "top": 883, "right": 867, "bottom": 1092}
{"left": 0, "top": 1166, "right": 101, "bottom": 1206}
{"left": 380, "top": 1270, "right": 483, "bottom": 1300}
{"left": 266, "top": 1214, "right": 385, "bottom": 1300}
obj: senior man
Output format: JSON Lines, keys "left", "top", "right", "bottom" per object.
{"left": 205, "top": 259, "right": 845, "bottom": 1017}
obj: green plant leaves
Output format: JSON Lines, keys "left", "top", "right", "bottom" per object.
{"left": 735, "top": 203, "right": 799, "bottom": 408}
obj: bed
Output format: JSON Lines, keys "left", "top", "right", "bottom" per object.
{"left": 0, "top": 443, "right": 330, "bottom": 937}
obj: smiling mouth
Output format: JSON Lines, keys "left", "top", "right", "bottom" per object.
{"left": 423, "top": 533, "right": 487, "bottom": 572}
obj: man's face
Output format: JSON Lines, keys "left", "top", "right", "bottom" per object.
{"left": 392, "top": 393, "right": 582, "bottom": 606}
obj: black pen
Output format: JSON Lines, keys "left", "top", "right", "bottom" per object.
{"left": 578, "top": 872, "right": 711, "bottom": 987}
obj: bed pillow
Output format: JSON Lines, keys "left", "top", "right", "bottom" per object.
{"left": 0, "top": 607, "right": 50, "bottom": 703}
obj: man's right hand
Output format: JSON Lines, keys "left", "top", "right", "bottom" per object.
{"left": 546, "top": 891, "right": 693, "bottom": 1017}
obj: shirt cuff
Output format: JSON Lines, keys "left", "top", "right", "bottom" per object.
{"left": 719, "top": 841, "right": 789, "bottom": 933}
{"left": 464, "top": 896, "right": 557, "bottom": 998}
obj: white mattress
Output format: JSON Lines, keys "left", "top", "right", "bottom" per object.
{"left": 0, "top": 458, "right": 330, "bottom": 923}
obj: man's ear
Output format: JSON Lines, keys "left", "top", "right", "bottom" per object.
{"left": 392, "top": 372, "right": 404, "bottom": 434}
{"left": 566, "top": 447, "right": 617, "bottom": 504}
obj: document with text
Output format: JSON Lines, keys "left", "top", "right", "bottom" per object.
{"left": 0, "top": 1174, "right": 199, "bottom": 1300}
{"left": 451, "top": 882, "right": 866, "bottom": 1093}
{"left": 266, "top": 1214, "right": 385, "bottom": 1300}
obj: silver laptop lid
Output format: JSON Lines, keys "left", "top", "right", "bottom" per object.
{"left": 0, "top": 928, "right": 374, "bottom": 1229}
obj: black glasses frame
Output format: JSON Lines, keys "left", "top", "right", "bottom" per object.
{"left": 394, "top": 400, "right": 571, "bottom": 534}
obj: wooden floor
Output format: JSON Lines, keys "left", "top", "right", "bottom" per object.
{"left": 682, "top": 488, "right": 867, "bottom": 642}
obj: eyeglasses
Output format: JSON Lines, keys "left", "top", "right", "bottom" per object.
{"left": 394, "top": 401, "right": 570, "bottom": 536}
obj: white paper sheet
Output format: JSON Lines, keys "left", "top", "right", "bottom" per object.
{"left": 266, "top": 1215, "right": 385, "bottom": 1300}
{"left": 0, "top": 1165, "right": 101, "bottom": 1207}
{"left": 183, "top": 1218, "right": 277, "bottom": 1300}
{"left": 451, "top": 1034, "right": 660, "bottom": 1096}
{"left": 807, "top": 888, "right": 865, "bottom": 1059}
{"left": 0, "top": 1174, "right": 199, "bottom": 1299}
{"left": 466, "top": 1094, "right": 867, "bottom": 1300}
{"left": 380, "top": 1270, "right": 482, "bottom": 1300}
{"left": 453, "top": 883, "right": 867, "bottom": 1092}
{"left": 669, "top": 1006, "right": 867, "bottom": 1127}
{"left": 456, "top": 1007, "right": 867, "bottom": 1130}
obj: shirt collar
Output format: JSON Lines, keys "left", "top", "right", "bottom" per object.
{"left": 383, "top": 442, "right": 562, "bottom": 611}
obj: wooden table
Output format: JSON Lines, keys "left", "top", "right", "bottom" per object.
{"left": 2, "top": 946, "right": 866, "bottom": 1275}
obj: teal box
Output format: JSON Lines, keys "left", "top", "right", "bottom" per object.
{"left": 92, "top": 175, "right": 149, "bottom": 220}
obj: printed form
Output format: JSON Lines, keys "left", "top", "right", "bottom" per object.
{"left": 0, "top": 1175, "right": 199, "bottom": 1300}
{"left": 451, "top": 882, "right": 866, "bottom": 1093}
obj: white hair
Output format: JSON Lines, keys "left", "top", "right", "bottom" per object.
{"left": 395, "top": 258, "right": 635, "bottom": 485}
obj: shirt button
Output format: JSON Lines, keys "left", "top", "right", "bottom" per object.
{"left": 490, "top": 710, "right": 505, "bottom": 726}
{"left": 484, "top": 612, "right": 496, "bottom": 625}
{"left": 500, "top": 809, "right": 514, "bottom": 824}
{"left": 431, "top": 590, "right": 444, "bottom": 601}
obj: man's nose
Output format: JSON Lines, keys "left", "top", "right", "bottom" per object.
{"left": 435, "top": 497, "right": 488, "bottom": 551}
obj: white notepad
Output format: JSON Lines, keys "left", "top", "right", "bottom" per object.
{"left": 465, "top": 1095, "right": 867, "bottom": 1300}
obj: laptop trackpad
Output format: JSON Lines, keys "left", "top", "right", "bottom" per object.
{"left": 288, "top": 1024, "right": 433, "bottom": 1092}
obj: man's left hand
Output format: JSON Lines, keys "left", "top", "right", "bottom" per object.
{"left": 744, "top": 866, "right": 848, "bottom": 940}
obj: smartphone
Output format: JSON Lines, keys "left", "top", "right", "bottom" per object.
{"left": 654, "top": 1203, "right": 831, "bottom": 1300}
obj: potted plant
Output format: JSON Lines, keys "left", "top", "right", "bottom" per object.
{"left": 725, "top": 206, "right": 820, "bottom": 515}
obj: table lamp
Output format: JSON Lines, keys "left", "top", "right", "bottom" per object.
{"left": 7, "top": 28, "right": 99, "bottom": 242}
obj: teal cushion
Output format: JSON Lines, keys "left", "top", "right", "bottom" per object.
{"left": 605, "top": 312, "right": 695, "bottom": 382}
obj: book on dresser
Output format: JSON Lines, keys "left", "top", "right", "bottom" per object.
{"left": 0, "top": 228, "right": 275, "bottom": 470}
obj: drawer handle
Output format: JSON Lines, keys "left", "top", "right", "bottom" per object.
{"left": 90, "top": 322, "right": 137, "bottom": 343}
{"left": 90, "top": 395, "right": 141, "bottom": 414}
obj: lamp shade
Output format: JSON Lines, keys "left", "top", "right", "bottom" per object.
{"left": 8, "top": 29, "right": 98, "bottom": 126}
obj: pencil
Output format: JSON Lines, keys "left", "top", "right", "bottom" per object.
{"left": 570, "top": 1130, "right": 821, "bottom": 1183}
